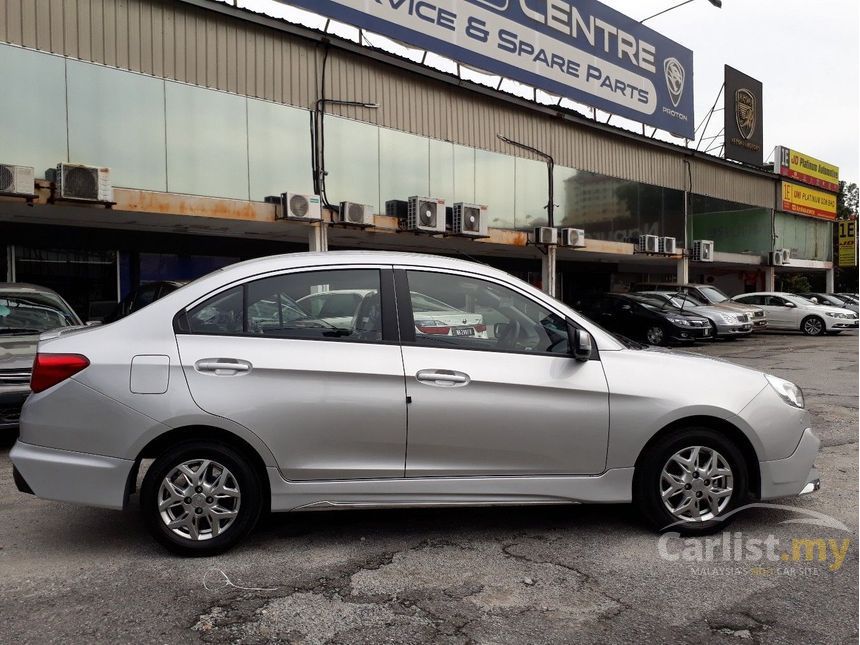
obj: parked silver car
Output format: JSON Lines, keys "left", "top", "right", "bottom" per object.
{"left": 638, "top": 291, "right": 753, "bottom": 338}
{"left": 11, "top": 253, "right": 820, "bottom": 555}
{"left": 0, "top": 283, "right": 82, "bottom": 432}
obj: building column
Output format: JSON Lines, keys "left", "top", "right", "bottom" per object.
{"left": 541, "top": 245, "right": 557, "bottom": 298}
{"left": 825, "top": 267, "right": 835, "bottom": 293}
{"left": 676, "top": 257, "right": 689, "bottom": 284}
{"left": 308, "top": 222, "right": 328, "bottom": 252}
{"left": 764, "top": 266, "right": 776, "bottom": 291}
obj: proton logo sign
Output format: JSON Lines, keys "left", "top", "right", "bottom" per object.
{"left": 281, "top": 0, "right": 696, "bottom": 139}
{"left": 735, "top": 88, "right": 756, "bottom": 140}
{"left": 663, "top": 58, "right": 685, "bottom": 108}
{"left": 724, "top": 65, "right": 763, "bottom": 165}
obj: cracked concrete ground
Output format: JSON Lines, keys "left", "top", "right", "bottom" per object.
{"left": 0, "top": 331, "right": 856, "bottom": 643}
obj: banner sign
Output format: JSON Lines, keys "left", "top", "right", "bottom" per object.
{"left": 283, "top": 0, "right": 696, "bottom": 138}
{"left": 775, "top": 146, "right": 840, "bottom": 193}
{"left": 839, "top": 220, "right": 857, "bottom": 267}
{"left": 781, "top": 181, "right": 837, "bottom": 221}
{"left": 724, "top": 65, "right": 763, "bottom": 165}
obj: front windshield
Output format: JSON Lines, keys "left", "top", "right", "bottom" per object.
{"left": 698, "top": 286, "right": 729, "bottom": 304}
{"left": 0, "top": 292, "right": 79, "bottom": 334}
{"left": 626, "top": 295, "right": 682, "bottom": 313}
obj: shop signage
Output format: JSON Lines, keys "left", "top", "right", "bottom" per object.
{"left": 781, "top": 181, "right": 837, "bottom": 221}
{"left": 775, "top": 146, "right": 840, "bottom": 193}
{"left": 839, "top": 220, "right": 857, "bottom": 268}
{"left": 284, "top": 0, "right": 696, "bottom": 138}
{"left": 724, "top": 65, "right": 763, "bottom": 165}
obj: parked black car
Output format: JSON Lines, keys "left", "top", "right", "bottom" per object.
{"left": 573, "top": 293, "right": 713, "bottom": 346}
{"left": 103, "top": 281, "right": 187, "bottom": 323}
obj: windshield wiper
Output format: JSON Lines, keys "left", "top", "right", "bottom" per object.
{"left": 0, "top": 327, "right": 43, "bottom": 335}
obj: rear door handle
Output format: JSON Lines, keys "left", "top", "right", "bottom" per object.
{"left": 416, "top": 369, "right": 470, "bottom": 387}
{"left": 195, "top": 359, "right": 252, "bottom": 375}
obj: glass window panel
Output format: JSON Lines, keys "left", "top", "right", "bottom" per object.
{"left": 0, "top": 45, "right": 67, "bottom": 177}
{"left": 248, "top": 99, "right": 314, "bottom": 200}
{"left": 379, "top": 129, "right": 429, "bottom": 203}
{"left": 453, "top": 145, "right": 476, "bottom": 204}
{"left": 165, "top": 82, "right": 249, "bottom": 199}
{"left": 692, "top": 194, "right": 772, "bottom": 254}
{"left": 429, "top": 139, "right": 454, "bottom": 205}
{"left": 554, "top": 165, "right": 579, "bottom": 227}
{"left": 324, "top": 116, "right": 380, "bottom": 212}
{"left": 475, "top": 150, "right": 515, "bottom": 229}
{"left": 516, "top": 157, "right": 550, "bottom": 229}
{"left": 67, "top": 61, "right": 167, "bottom": 191}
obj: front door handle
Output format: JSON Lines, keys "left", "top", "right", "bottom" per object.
{"left": 195, "top": 359, "right": 252, "bottom": 375}
{"left": 416, "top": 369, "right": 470, "bottom": 387}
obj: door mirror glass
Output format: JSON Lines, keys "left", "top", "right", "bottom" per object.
{"left": 784, "top": 301, "right": 796, "bottom": 308}
{"left": 569, "top": 324, "right": 593, "bottom": 362}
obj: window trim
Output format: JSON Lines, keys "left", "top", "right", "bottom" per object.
{"left": 173, "top": 266, "right": 398, "bottom": 346}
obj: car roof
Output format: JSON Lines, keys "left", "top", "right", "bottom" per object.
{"left": 0, "top": 282, "right": 65, "bottom": 296}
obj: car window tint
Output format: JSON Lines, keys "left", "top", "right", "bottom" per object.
{"left": 187, "top": 270, "right": 382, "bottom": 342}
{"left": 405, "top": 271, "right": 569, "bottom": 354}
{"left": 132, "top": 285, "right": 159, "bottom": 312}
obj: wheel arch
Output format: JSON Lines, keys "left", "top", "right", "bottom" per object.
{"left": 634, "top": 415, "right": 761, "bottom": 499}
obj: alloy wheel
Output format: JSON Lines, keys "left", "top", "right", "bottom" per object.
{"left": 803, "top": 317, "right": 824, "bottom": 336}
{"left": 660, "top": 446, "right": 733, "bottom": 522}
{"left": 157, "top": 459, "right": 241, "bottom": 541}
{"left": 646, "top": 326, "right": 664, "bottom": 345}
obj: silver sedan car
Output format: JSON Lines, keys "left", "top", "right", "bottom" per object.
{"left": 11, "top": 252, "right": 820, "bottom": 555}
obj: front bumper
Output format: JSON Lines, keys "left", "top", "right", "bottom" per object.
{"left": 827, "top": 319, "right": 859, "bottom": 330}
{"left": 10, "top": 441, "right": 133, "bottom": 510}
{"left": 759, "top": 428, "right": 821, "bottom": 499}
{"left": 669, "top": 325, "right": 712, "bottom": 343}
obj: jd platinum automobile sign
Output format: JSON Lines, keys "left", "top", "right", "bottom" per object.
{"left": 724, "top": 65, "right": 764, "bottom": 165}
{"left": 283, "top": 0, "right": 696, "bottom": 138}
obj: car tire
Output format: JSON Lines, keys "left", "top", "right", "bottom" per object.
{"left": 801, "top": 315, "right": 825, "bottom": 336}
{"left": 141, "top": 441, "right": 262, "bottom": 556}
{"left": 633, "top": 427, "right": 749, "bottom": 536}
{"left": 645, "top": 326, "right": 666, "bottom": 346}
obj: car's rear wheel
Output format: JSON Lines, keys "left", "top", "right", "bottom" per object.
{"left": 634, "top": 428, "right": 748, "bottom": 535}
{"left": 645, "top": 326, "right": 665, "bottom": 346}
{"left": 801, "top": 315, "right": 825, "bottom": 336}
{"left": 141, "top": 441, "right": 262, "bottom": 556}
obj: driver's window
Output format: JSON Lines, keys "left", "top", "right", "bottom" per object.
{"left": 765, "top": 296, "right": 786, "bottom": 307}
{"left": 405, "top": 271, "right": 568, "bottom": 354}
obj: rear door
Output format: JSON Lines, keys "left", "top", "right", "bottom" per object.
{"left": 397, "top": 268, "right": 610, "bottom": 477}
{"left": 175, "top": 266, "right": 408, "bottom": 481}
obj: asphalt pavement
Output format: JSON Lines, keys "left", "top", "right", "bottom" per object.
{"left": 0, "top": 330, "right": 857, "bottom": 644}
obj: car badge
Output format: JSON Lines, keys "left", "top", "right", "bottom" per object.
{"left": 735, "top": 89, "right": 756, "bottom": 140}
{"left": 663, "top": 57, "right": 685, "bottom": 108}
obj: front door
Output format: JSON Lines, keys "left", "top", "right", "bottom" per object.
{"left": 175, "top": 266, "right": 408, "bottom": 481}
{"left": 398, "top": 269, "right": 610, "bottom": 477}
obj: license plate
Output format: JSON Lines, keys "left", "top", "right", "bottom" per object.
{"left": 453, "top": 327, "right": 474, "bottom": 336}
{"left": 703, "top": 329, "right": 711, "bottom": 336}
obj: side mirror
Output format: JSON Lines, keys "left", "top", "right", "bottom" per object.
{"left": 785, "top": 302, "right": 797, "bottom": 308}
{"left": 620, "top": 304, "right": 632, "bottom": 311}
{"left": 568, "top": 324, "right": 593, "bottom": 362}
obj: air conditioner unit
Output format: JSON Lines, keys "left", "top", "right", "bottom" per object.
{"left": 54, "top": 163, "right": 112, "bottom": 202}
{"left": 337, "top": 201, "right": 374, "bottom": 226}
{"left": 693, "top": 240, "right": 715, "bottom": 262}
{"left": 638, "top": 234, "right": 659, "bottom": 253}
{"left": 780, "top": 248, "right": 792, "bottom": 264}
{"left": 452, "top": 203, "right": 488, "bottom": 237}
{"left": 278, "top": 192, "right": 322, "bottom": 221}
{"left": 0, "top": 164, "right": 35, "bottom": 196}
{"left": 659, "top": 236, "right": 678, "bottom": 254}
{"left": 533, "top": 226, "right": 558, "bottom": 245}
{"left": 770, "top": 250, "right": 788, "bottom": 266}
{"left": 406, "top": 196, "right": 446, "bottom": 233}
{"left": 559, "top": 228, "right": 586, "bottom": 248}
{"left": 385, "top": 199, "right": 409, "bottom": 219}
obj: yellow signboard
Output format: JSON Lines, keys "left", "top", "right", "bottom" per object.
{"left": 781, "top": 181, "right": 838, "bottom": 220}
{"left": 839, "top": 220, "right": 857, "bottom": 268}
{"left": 776, "top": 146, "right": 840, "bottom": 192}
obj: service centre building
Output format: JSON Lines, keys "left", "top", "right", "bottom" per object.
{"left": 0, "top": 0, "right": 837, "bottom": 319}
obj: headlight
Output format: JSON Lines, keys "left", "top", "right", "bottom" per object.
{"left": 668, "top": 317, "right": 691, "bottom": 326}
{"left": 826, "top": 312, "right": 849, "bottom": 319}
{"left": 718, "top": 313, "right": 738, "bottom": 324}
{"left": 765, "top": 374, "right": 805, "bottom": 409}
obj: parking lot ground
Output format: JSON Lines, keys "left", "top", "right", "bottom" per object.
{"left": 0, "top": 331, "right": 856, "bottom": 644}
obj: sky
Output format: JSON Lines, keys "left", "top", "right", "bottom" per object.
{"left": 228, "top": 0, "right": 859, "bottom": 183}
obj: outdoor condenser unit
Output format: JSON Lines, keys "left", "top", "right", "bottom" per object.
{"left": 780, "top": 248, "right": 792, "bottom": 264}
{"left": 406, "top": 196, "right": 446, "bottom": 233}
{"left": 337, "top": 201, "right": 374, "bottom": 226}
{"left": 559, "top": 228, "right": 586, "bottom": 248}
{"left": 693, "top": 240, "right": 715, "bottom": 262}
{"left": 385, "top": 199, "right": 409, "bottom": 219}
{"left": 53, "top": 163, "right": 112, "bottom": 202}
{"left": 770, "top": 249, "right": 788, "bottom": 266}
{"left": 659, "top": 236, "right": 678, "bottom": 254}
{"left": 533, "top": 226, "right": 558, "bottom": 245}
{"left": 639, "top": 234, "right": 660, "bottom": 253}
{"left": 452, "top": 203, "right": 488, "bottom": 237}
{"left": 278, "top": 193, "right": 322, "bottom": 221}
{"left": 0, "top": 164, "right": 35, "bottom": 196}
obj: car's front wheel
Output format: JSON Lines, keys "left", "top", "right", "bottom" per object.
{"left": 141, "top": 441, "right": 262, "bottom": 556}
{"left": 645, "top": 325, "right": 666, "bottom": 346}
{"left": 801, "top": 315, "right": 825, "bottom": 336}
{"left": 634, "top": 428, "right": 749, "bottom": 535}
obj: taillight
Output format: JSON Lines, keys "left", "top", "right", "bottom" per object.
{"left": 474, "top": 324, "right": 487, "bottom": 333}
{"left": 30, "top": 353, "right": 90, "bottom": 393}
{"left": 416, "top": 325, "right": 451, "bottom": 335}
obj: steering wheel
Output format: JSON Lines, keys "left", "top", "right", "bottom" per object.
{"left": 497, "top": 319, "right": 521, "bottom": 349}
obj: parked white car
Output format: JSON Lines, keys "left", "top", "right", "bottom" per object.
{"left": 733, "top": 292, "right": 858, "bottom": 336}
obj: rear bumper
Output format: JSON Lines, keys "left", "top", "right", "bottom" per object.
{"left": 9, "top": 441, "right": 133, "bottom": 510}
{"left": 759, "top": 428, "right": 821, "bottom": 499}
